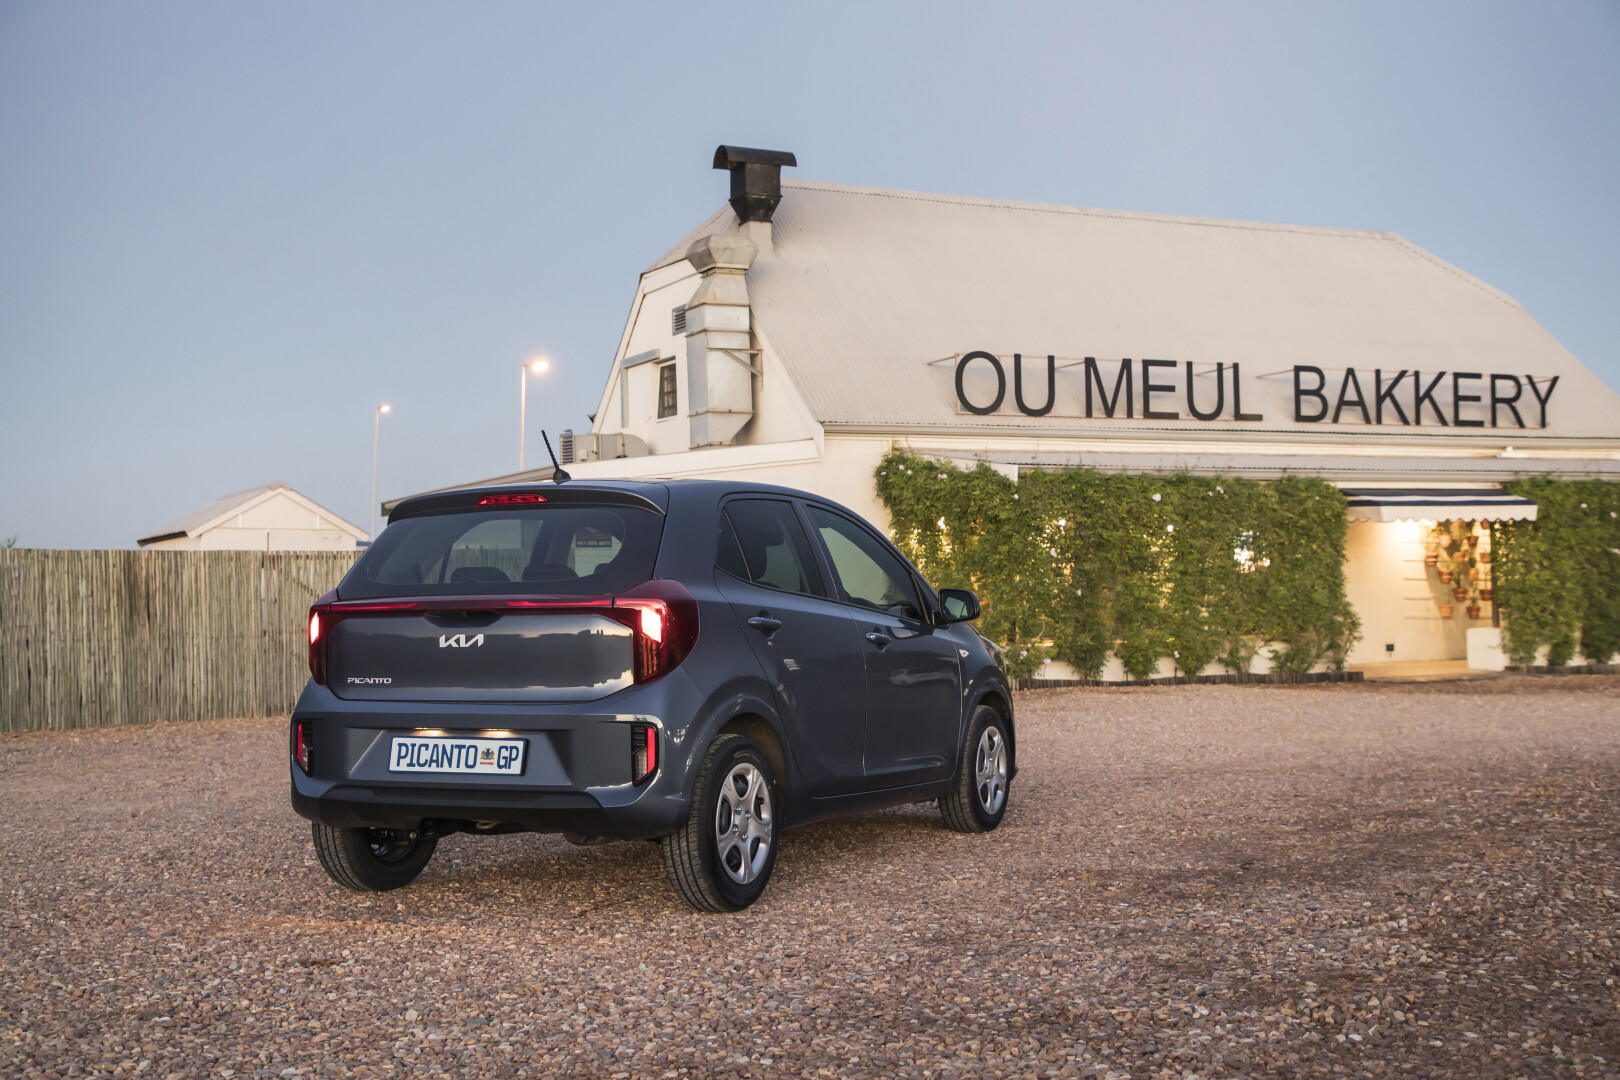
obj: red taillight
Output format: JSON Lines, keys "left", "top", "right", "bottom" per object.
{"left": 477, "top": 493, "right": 547, "bottom": 506}
{"left": 631, "top": 723, "right": 657, "bottom": 783}
{"left": 293, "top": 721, "right": 313, "bottom": 775}
{"left": 307, "top": 591, "right": 335, "bottom": 684}
{"left": 614, "top": 579, "right": 698, "bottom": 683}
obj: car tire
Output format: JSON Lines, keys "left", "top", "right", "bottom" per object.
{"left": 311, "top": 822, "right": 438, "bottom": 892}
{"left": 940, "top": 705, "right": 1011, "bottom": 833}
{"left": 660, "top": 734, "right": 779, "bottom": 912}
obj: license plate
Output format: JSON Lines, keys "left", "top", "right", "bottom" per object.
{"left": 388, "top": 736, "right": 527, "bottom": 775}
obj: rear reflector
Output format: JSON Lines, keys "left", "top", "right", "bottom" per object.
{"left": 294, "top": 721, "right": 313, "bottom": 775}
{"left": 476, "top": 493, "right": 547, "bottom": 506}
{"left": 631, "top": 723, "right": 657, "bottom": 783}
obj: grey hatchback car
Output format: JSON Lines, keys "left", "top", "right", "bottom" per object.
{"left": 290, "top": 479, "right": 1014, "bottom": 911}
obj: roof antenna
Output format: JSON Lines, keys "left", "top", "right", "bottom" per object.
{"left": 540, "top": 430, "right": 570, "bottom": 483}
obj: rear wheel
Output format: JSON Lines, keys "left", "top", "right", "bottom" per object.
{"left": 940, "top": 705, "right": 1011, "bottom": 833}
{"left": 660, "top": 734, "right": 779, "bottom": 912}
{"left": 311, "top": 822, "right": 438, "bottom": 891}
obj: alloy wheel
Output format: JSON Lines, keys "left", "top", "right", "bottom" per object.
{"left": 713, "top": 762, "right": 773, "bottom": 884}
{"left": 975, "top": 727, "right": 1008, "bottom": 815}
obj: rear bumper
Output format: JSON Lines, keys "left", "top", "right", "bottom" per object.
{"left": 287, "top": 678, "right": 698, "bottom": 840}
{"left": 289, "top": 781, "right": 647, "bottom": 837}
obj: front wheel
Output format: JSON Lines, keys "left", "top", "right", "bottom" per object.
{"left": 940, "top": 705, "right": 1011, "bottom": 833}
{"left": 660, "top": 734, "right": 779, "bottom": 912}
{"left": 311, "top": 822, "right": 438, "bottom": 891}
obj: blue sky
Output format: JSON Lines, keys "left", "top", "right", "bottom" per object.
{"left": 2, "top": 1, "right": 1617, "bottom": 548}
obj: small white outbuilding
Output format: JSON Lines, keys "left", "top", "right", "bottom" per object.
{"left": 137, "top": 483, "right": 365, "bottom": 551}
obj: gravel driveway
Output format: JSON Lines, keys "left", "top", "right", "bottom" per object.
{"left": 4, "top": 678, "right": 1618, "bottom": 1079}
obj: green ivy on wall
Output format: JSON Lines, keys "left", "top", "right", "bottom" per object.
{"left": 1493, "top": 479, "right": 1620, "bottom": 666}
{"left": 875, "top": 451, "right": 1360, "bottom": 679}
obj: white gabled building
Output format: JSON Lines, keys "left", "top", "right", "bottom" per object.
{"left": 401, "top": 145, "right": 1620, "bottom": 667}
{"left": 138, "top": 482, "right": 366, "bottom": 551}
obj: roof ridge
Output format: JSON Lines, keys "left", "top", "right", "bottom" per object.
{"left": 781, "top": 179, "right": 1394, "bottom": 241}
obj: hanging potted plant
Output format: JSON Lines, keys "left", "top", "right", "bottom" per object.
{"left": 1439, "top": 567, "right": 1454, "bottom": 584}
{"left": 1481, "top": 587, "right": 1493, "bottom": 601}
{"left": 1466, "top": 603, "right": 1482, "bottom": 619}
{"left": 1453, "top": 585, "right": 1468, "bottom": 602}
{"left": 1438, "top": 603, "right": 1455, "bottom": 618}
{"left": 1466, "top": 533, "right": 1480, "bottom": 549}
{"left": 1480, "top": 549, "right": 1492, "bottom": 564}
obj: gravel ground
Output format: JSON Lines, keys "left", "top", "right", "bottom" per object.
{"left": 3, "top": 677, "right": 1619, "bottom": 1080}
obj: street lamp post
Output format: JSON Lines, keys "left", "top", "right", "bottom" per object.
{"left": 519, "top": 358, "right": 550, "bottom": 470}
{"left": 371, "top": 404, "right": 391, "bottom": 544}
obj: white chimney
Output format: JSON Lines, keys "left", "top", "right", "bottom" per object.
{"left": 683, "top": 232, "right": 758, "bottom": 448}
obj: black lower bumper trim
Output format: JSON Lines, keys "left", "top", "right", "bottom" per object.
{"left": 291, "top": 785, "right": 634, "bottom": 838}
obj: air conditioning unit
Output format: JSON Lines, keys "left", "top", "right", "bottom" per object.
{"left": 566, "top": 432, "right": 649, "bottom": 463}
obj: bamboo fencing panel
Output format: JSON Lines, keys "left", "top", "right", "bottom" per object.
{"left": 0, "top": 549, "right": 358, "bottom": 732}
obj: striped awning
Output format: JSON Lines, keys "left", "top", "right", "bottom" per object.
{"left": 1340, "top": 488, "right": 1538, "bottom": 523}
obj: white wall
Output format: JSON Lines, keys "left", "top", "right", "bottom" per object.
{"left": 1342, "top": 520, "right": 1493, "bottom": 663}
{"left": 146, "top": 491, "right": 362, "bottom": 551}
{"left": 595, "top": 264, "right": 819, "bottom": 457}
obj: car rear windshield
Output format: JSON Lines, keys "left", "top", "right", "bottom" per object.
{"left": 337, "top": 505, "right": 664, "bottom": 599}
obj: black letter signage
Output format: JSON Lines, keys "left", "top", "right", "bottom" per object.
{"left": 1452, "top": 372, "right": 1484, "bottom": 428}
{"left": 1084, "top": 358, "right": 1133, "bottom": 419}
{"left": 1294, "top": 366, "right": 1329, "bottom": 422}
{"left": 954, "top": 351, "right": 1005, "bottom": 415}
{"left": 1013, "top": 353, "right": 1055, "bottom": 416}
{"left": 947, "top": 351, "right": 1551, "bottom": 428}
{"left": 1141, "top": 359, "right": 1180, "bottom": 420}
{"left": 1490, "top": 374, "right": 1525, "bottom": 428}
{"left": 1413, "top": 371, "right": 1449, "bottom": 426}
{"left": 1185, "top": 362, "right": 1225, "bottom": 421}
{"left": 1528, "top": 376, "right": 1559, "bottom": 428}
{"left": 1375, "top": 369, "right": 1410, "bottom": 425}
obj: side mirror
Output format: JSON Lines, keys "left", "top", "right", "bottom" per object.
{"left": 938, "top": 588, "right": 980, "bottom": 623}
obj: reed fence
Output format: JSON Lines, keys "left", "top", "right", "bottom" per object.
{"left": 0, "top": 549, "right": 358, "bottom": 732}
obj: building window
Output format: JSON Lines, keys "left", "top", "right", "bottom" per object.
{"left": 671, "top": 305, "right": 686, "bottom": 334}
{"left": 658, "top": 363, "right": 678, "bottom": 418}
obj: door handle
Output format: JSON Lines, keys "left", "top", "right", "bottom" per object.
{"left": 865, "top": 631, "right": 892, "bottom": 649}
{"left": 747, "top": 616, "right": 782, "bottom": 637}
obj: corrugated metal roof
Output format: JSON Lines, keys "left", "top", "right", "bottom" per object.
{"left": 735, "top": 180, "right": 1620, "bottom": 440}
{"left": 137, "top": 483, "right": 363, "bottom": 545}
{"left": 138, "top": 483, "right": 289, "bottom": 544}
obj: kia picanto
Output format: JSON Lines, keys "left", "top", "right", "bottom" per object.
{"left": 289, "top": 479, "right": 1014, "bottom": 911}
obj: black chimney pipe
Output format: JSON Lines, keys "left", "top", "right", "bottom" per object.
{"left": 712, "top": 145, "right": 797, "bottom": 224}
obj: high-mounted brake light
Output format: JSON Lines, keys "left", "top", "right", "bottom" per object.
{"left": 477, "top": 493, "right": 547, "bottom": 506}
{"left": 614, "top": 580, "right": 698, "bottom": 683}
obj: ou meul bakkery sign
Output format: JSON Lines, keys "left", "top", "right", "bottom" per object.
{"left": 952, "top": 352, "right": 1560, "bottom": 428}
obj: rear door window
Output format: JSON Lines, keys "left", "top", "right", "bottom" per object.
{"left": 340, "top": 505, "right": 662, "bottom": 598}
{"left": 719, "top": 499, "right": 827, "bottom": 597}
